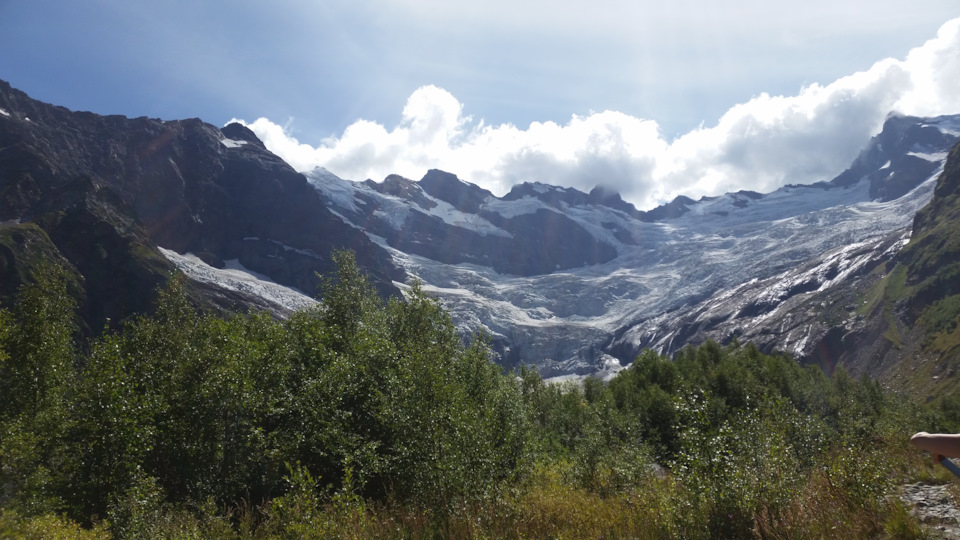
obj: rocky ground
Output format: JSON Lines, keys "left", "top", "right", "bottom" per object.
{"left": 901, "top": 482, "right": 960, "bottom": 539}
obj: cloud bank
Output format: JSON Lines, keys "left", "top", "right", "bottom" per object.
{"left": 235, "top": 17, "right": 960, "bottom": 210}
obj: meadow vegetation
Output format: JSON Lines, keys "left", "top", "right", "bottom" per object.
{"left": 0, "top": 253, "right": 955, "bottom": 538}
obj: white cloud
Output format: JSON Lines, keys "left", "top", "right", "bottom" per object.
{"left": 234, "top": 17, "right": 960, "bottom": 210}
{"left": 893, "top": 17, "right": 960, "bottom": 116}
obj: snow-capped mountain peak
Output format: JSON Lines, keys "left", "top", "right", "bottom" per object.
{"left": 304, "top": 113, "right": 959, "bottom": 376}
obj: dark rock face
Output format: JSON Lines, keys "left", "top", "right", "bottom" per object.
{"left": 481, "top": 209, "right": 619, "bottom": 275}
{"left": 587, "top": 186, "right": 643, "bottom": 217}
{"left": 0, "top": 79, "right": 403, "bottom": 333}
{"left": 389, "top": 202, "right": 619, "bottom": 277}
{"left": 366, "top": 174, "right": 437, "bottom": 211}
{"left": 0, "top": 175, "right": 176, "bottom": 334}
{"left": 419, "top": 169, "right": 492, "bottom": 214}
{"left": 501, "top": 181, "right": 643, "bottom": 219}
{"left": 35, "top": 177, "right": 176, "bottom": 333}
{"left": 320, "top": 169, "right": 620, "bottom": 276}
{"left": 829, "top": 114, "right": 958, "bottom": 201}
{"left": 640, "top": 195, "right": 696, "bottom": 221}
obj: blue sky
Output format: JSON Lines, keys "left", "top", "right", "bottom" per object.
{"left": 2, "top": 1, "right": 960, "bottom": 209}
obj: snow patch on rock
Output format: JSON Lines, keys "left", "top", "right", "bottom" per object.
{"left": 159, "top": 248, "right": 317, "bottom": 313}
{"left": 220, "top": 138, "right": 248, "bottom": 149}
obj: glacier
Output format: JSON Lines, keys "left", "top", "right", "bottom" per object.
{"left": 165, "top": 113, "right": 959, "bottom": 378}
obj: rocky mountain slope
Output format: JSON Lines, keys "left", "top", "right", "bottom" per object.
{"left": 0, "top": 79, "right": 401, "bottom": 334}
{"left": 861, "top": 139, "right": 960, "bottom": 396}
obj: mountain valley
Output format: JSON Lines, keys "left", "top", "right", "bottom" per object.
{"left": 2, "top": 78, "right": 959, "bottom": 391}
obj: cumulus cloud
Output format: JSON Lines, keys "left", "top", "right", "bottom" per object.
{"left": 234, "top": 17, "right": 960, "bottom": 210}
{"left": 893, "top": 17, "right": 960, "bottom": 116}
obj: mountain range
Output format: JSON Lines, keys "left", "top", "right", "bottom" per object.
{"left": 1, "top": 78, "right": 958, "bottom": 394}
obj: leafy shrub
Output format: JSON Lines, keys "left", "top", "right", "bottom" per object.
{"left": 0, "top": 257, "right": 940, "bottom": 538}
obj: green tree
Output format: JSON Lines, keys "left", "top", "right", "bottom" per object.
{"left": 0, "top": 262, "right": 77, "bottom": 419}
{"left": 0, "top": 262, "right": 78, "bottom": 515}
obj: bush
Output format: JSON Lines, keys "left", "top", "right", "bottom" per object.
{"left": 0, "top": 257, "right": 940, "bottom": 538}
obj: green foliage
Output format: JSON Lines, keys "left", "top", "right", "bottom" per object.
{"left": 265, "top": 463, "right": 324, "bottom": 536}
{"left": 0, "top": 261, "right": 78, "bottom": 516}
{"left": 519, "top": 340, "right": 933, "bottom": 537}
{"left": 106, "top": 472, "right": 166, "bottom": 539}
{"left": 278, "top": 253, "right": 527, "bottom": 510}
{"left": 0, "top": 254, "right": 943, "bottom": 538}
{"left": 0, "top": 307, "right": 11, "bottom": 369}
{"left": 0, "top": 261, "right": 77, "bottom": 419}
{"left": 920, "top": 294, "right": 960, "bottom": 353}
{"left": 65, "top": 275, "right": 300, "bottom": 521}
{"left": 0, "top": 509, "right": 109, "bottom": 539}
{"left": 922, "top": 294, "right": 960, "bottom": 337}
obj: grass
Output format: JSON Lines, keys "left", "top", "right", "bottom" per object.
{"left": 0, "top": 224, "right": 71, "bottom": 280}
{"left": 856, "top": 262, "right": 892, "bottom": 318}
{"left": 887, "top": 294, "right": 960, "bottom": 398}
{"left": 881, "top": 265, "right": 910, "bottom": 349}
{"left": 929, "top": 326, "right": 960, "bottom": 358}
{"left": 921, "top": 295, "right": 960, "bottom": 355}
